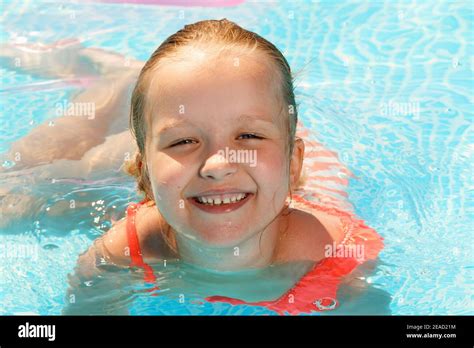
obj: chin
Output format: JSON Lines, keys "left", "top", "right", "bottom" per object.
{"left": 196, "top": 226, "right": 250, "bottom": 247}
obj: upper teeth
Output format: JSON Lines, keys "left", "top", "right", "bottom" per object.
{"left": 196, "top": 193, "right": 247, "bottom": 205}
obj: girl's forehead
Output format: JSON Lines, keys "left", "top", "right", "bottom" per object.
{"left": 144, "top": 51, "right": 284, "bottom": 127}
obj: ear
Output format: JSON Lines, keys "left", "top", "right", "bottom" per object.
{"left": 289, "top": 137, "right": 305, "bottom": 191}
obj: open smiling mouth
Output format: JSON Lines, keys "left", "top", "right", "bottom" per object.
{"left": 188, "top": 193, "right": 254, "bottom": 214}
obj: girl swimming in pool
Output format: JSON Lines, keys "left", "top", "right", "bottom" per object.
{"left": 1, "top": 19, "right": 383, "bottom": 314}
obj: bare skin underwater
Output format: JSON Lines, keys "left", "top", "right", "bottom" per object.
{"left": 0, "top": 40, "right": 145, "bottom": 226}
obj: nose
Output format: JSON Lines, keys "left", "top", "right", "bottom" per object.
{"left": 199, "top": 152, "right": 237, "bottom": 180}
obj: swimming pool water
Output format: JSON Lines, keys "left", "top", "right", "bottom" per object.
{"left": 0, "top": 0, "right": 472, "bottom": 315}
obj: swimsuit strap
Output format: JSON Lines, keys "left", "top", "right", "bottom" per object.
{"left": 126, "top": 199, "right": 158, "bottom": 284}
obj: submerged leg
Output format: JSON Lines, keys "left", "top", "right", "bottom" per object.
{"left": 0, "top": 39, "right": 143, "bottom": 79}
{"left": 0, "top": 131, "right": 136, "bottom": 228}
{"left": 1, "top": 41, "right": 143, "bottom": 172}
{"left": 0, "top": 39, "right": 95, "bottom": 79}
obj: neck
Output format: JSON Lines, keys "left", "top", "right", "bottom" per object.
{"left": 173, "top": 211, "right": 288, "bottom": 272}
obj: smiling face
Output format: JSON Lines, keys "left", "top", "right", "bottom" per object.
{"left": 142, "top": 47, "right": 293, "bottom": 247}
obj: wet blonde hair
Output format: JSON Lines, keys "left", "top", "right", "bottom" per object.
{"left": 125, "top": 19, "right": 301, "bottom": 203}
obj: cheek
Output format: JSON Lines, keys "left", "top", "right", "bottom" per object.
{"left": 147, "top": 155, "right": 187, "bottom": 202}
{"left": 254, "top": 147, "right": 289, "bottom": 184}
{"left": 252, "top": 147, "right": 290, "bottom": 208}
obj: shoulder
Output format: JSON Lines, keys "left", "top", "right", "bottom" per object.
{"left": 134, "top": 202, "right": 177, "bottom": 261}
{"left": 277, "top": 205, "right": 345, "bottom": 263}
{"left": 101, "top": 202, "right": 175, "bottom": 265}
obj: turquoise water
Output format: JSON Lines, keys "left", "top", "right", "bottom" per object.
{"left": 0, "top": 0, "right": 472, "bottom": 315}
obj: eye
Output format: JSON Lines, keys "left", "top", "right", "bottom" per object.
{"left": 170, "top": 139, "right": 197, "bottom": 147}
{"left": 239, "top": 133, "right": 264, "bottom": 140}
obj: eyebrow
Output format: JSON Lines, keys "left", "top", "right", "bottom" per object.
{"left": 154, "top": 118, "right": 191, "bottom": 136}
{"left": 238, "top": 114, "right": 276, "bottom": 126}
{"left": 154, "top": 114, "right": 277, "bottom": 136}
